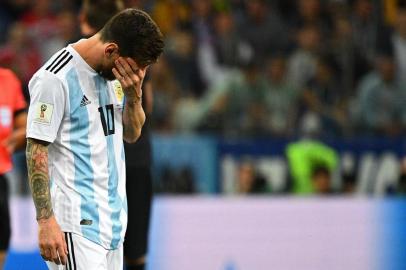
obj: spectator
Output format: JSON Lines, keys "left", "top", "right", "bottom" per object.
{"left": 238, "top": 0, "right": 290, "bottom": 64}
{"left": 237, "top": 160, "right": 269, "bottom": 194}
{"left": 0, "top": 22, "right": 41, "bottom": 87}
{"left": 149, "top": 56, "right": 181, "bottom": 132}
{"left": 264, "top": 55, "right": 299, "bottom": 137}
{"left": 202, "top": 61, "right": 269, "bottom": 136}
{"left": 286, "top": 131, "right": 338, "bottom": 194}
{"left": 329, "top": 15, "right": 370, "bottom": 96}
{"left": 287, "top": 24, "right": 320, "bottom": 88}
{"left": 392, "top": 4, "right": 406, "bottom": 84}
{"left": 20, "top": 0, "right": 59, "bottom": 62}
{"left": 353, "top": 54, "right": 406, "bottom": 136}
{"left": 212, "top": 10, "right": 249, "bottom": 68}
{"left": 42, "top": 10, "right": 80, "bottom": 61}
{"left": 292, "top": 0, "right": 331, "bottom": 36}
{"left": 311, "top": 165, "right": 332, "bottom": 194}
{"left": 301, "top": 56, "right": 348, "bottom": 136}
{"left": 397, "top": 157, "right": 406, "bottom": 195}
{"left": 350, "top": 0, "right": 387, "bottom": 65}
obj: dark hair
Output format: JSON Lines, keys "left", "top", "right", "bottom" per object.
{"left": 311, "top": 165, "right": 331, "bottom": 178}
{"left": 82, "top": 0, "right": 124, "bottom": 32}
{"left": 100, "top": 8, "right": 164, "bottom": 66}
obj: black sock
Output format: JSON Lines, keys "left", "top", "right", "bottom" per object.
{"left": 126, "top": 264, "right": 145, "bottom": 270}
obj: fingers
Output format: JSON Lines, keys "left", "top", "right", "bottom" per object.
{"left": 115, "top": 59, "right": 137, "bottom": 87}
{"left": 62, "top": 232, "right": 68, "bottom": 255}
{"left": 40, "top": 247, "right": 51, "bottom": 262}
{"left": 39, "top": 233, "right": 68, "bottom": 265}
{"left": 57, "top": 245, "right": 68, "bottom": 266}
{"left": 112, "top": 67, "right": 122, "bottom": 81}
{"left": 50, "top": 246, "right": 60, "bottom": 265}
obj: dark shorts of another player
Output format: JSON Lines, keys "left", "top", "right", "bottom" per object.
{"left": 124, "top": 166, "right": 152, "bottom": 260}
{"left": 0, "top": 174, "right": 11, "bottom": 251}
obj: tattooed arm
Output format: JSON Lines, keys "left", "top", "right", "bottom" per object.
{"left": 26, "top": 138, "right": 53, "bottom": 219}
{"left": 26, "top": 138, "right": 67, "bottom": 265}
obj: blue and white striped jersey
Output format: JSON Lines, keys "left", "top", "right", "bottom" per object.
{"left": 27, "top": 45, "right": 128, "bottom": 250}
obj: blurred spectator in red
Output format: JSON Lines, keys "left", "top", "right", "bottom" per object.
{"left": 287, "top": 24, "right": 320, "bottom": 88}
{"left": 20, "top": 0, "right": 59, "bottom": 62}
{"left": 301, "top": 56, "right": 348, "bottom": 137}
{"left": 0, "top": 0, "right": 31, "bottom": 44}
{"left": 42, "top": 10, "right": 80, "bottom": 61}
{"left": 264, "top": 55, "right": 299, "bottom": 137}
{"left": 353, "top": 53, "right": 406, "bottom": 136}
{"left": 0, "top": 22, "right": 41, "bottom": 86}
{"left": 237, "top": 0, "right": 290, "bottom": 64}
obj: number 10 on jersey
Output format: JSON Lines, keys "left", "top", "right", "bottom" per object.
{"left": 98, "top": 104, "right": 115, "bottom": 136}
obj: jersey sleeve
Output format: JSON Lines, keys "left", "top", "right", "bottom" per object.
{"left": 26, "top": 73, "right": 66, "bottom": 143}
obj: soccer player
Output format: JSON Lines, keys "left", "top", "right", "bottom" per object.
{"left": 25, "top": 8, "right": 164, "bottom": 270}
{"left": 80, "top": 1, "right": 155, "bottom": 269}
{"left": 0, "top": 68, "right": 27, "bottom": 269}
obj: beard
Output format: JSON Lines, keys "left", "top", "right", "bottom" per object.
{"left": 98, "top": 67, "right": 116, "bottom": 81}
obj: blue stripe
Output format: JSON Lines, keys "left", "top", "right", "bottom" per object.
{"left": 67, "top": 69, "right": 101, "bottom": 245}
{"left": 95, "top": 77, "right": 122, "bottom": 249}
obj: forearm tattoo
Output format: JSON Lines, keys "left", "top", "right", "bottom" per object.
{"left": 26, "top": 138, "right": 53, "bottom": 220}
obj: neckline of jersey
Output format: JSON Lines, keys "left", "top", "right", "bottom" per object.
{"left": 66, "top": 43, "right": 98, "bottom": 75}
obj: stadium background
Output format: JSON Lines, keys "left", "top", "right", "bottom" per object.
{"left": 2, "top": 0, "right": 406, "bottom": 269}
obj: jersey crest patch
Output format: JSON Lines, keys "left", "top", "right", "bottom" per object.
{"left": 113, "top": 81, "right": 124, "bottom": 104}
{"left": 34, "top": 102, "right": 53, "bottom": 124}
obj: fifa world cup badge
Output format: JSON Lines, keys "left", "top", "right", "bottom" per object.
{"left": 34, "top": 102, "right": 53, "bottom": 124}
{"left": 40, "top": 104, "right": 47, "bottom": 118}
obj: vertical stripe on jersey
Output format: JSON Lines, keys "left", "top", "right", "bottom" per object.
{"left": 66, "top": 69, "right": 101, "bottom": 245}
{"left": 95, "top": 76, "right": 122, "bottom": 249}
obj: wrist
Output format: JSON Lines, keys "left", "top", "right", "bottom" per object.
{"left": 36, "top": 211, "right": 54, "bottom": 223}
{"left": 126, "top": 98, "right": 142, "bottom": 107}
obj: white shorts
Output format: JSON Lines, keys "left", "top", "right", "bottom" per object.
{"left": 46, "top": 232, "right": 123, "bottom": 270}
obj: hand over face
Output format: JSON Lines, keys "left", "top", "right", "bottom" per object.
{"left": 112, "top": 57, "right": 147, "bottom": 103}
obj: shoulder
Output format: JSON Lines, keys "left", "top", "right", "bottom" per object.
{"left": 0, "top": 68, "right": 20, "bottom": 83}
{"left": 358, "top": 73, "right": 381, "bottom": 93}
{"left": 39, "top": 48, "right": 76, "bottom": 81}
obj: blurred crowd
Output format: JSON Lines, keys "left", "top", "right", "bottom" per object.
{"left": 1, "top": 0, "right": 406, "bottom": 138}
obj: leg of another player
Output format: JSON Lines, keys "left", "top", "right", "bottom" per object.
{"left": 0, "top": 251, "right": 6, "bottom": 270}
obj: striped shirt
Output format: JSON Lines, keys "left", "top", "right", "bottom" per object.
{"left": 27, "top": 45, "right": 127, "bottom": 250}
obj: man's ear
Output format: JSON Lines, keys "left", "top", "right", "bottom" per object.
{"left": 105, "top": 43, "right": 120, "bottom": 58}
